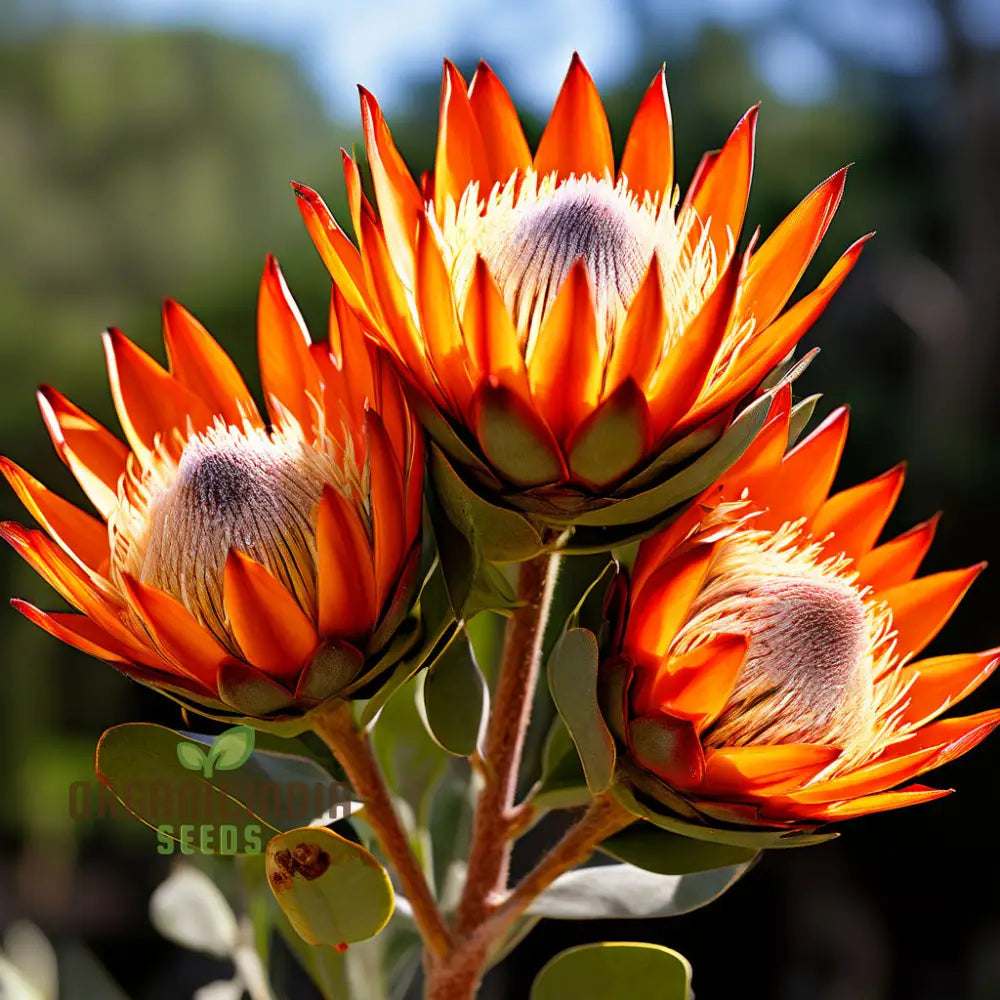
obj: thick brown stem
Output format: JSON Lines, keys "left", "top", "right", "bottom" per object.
{"left": 456, "top": 552, "right": 560, "bottom": 932}
{"left": 424, "top": 795, "right": 632, "bottom": 999}
{"left": 312, "top": 700, "right": 453, "bottom": 959}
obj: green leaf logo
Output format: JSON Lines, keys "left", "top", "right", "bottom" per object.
{"left": 176, "top": 726, "right": 256, "bottom": 778}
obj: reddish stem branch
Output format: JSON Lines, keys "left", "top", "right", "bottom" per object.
{"left": 312, "top": 700, "right": 453, "bottom": 959}
{"left": 456, "top": 552, "right": 561, "bottom": 932}
{"left": 425, "top": 795, "right": 632, "bottom": 1000}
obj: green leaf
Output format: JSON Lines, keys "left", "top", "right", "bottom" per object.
{"left": 96, "top": 723, "right": 358, "bottom": 847}
{"left": 149, "top": 865, "right": 238, "bottom": 958}
{"left": 266, "top": 826, "right": 394, "bottom": 946}
{"left": 176, "top": 742, "right": 207, "bottom": 773}
{"left": 531, "top": 942, "right": 691, "bottom": 1000}
{"left": 547, "top": 629, "right": 615, "bottom": 794}
{"left": 610, "top": 778, "right": 838, "bottom": 850}
{"left": 531, "top": 716, "right": 591, "bottom": 810}
{"left": 429, "top": 444, "right": 546, "bottom": 564}
{"left": 207, "top": 725, "right": 256, "bottom": 774}
{"left": 359, "top": 566, "right": 460, "bottom": 728}
{"left": 526, "top": 861, "right": 749, "bottom": 919}
{"left": 599, "top": 823, "right": 758, "bottom": 874}
{"left": 417, "top": 629, "right": 488, "bottom": 757}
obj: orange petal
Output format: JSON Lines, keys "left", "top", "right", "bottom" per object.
{"left": 714, "top": 383, "right": 792, "bottom": 502}
{"left": 788, "top": 746, "right": 943, "bottom": 805}
{"left": 0, "top": 523, "right": 168, "bottom": 667}
{"left": 358, "top": 209, "right": 447, "bottom": 411}
{"left": 684, "top": 106, "right": 758, "bottom": 266}
{"left": 898, "top": 648, "right": 1000, "bottom": 726}
{"left": 119, "top": 574, "right": 229, "bottom": 688}
{"left": 12, "top": 600, "right": 131, "bottom": 663}
{"left": 434, "top": 60, "right": 491, "bottom": 215}
{"left": 890, "top": 708, "right": 1000, "bottom": 766}
{"left": 462, "top": 256, "right": 531, "bottom": 400}
{"left": 257, "top": 255, "right": 323, "bottom": 433}
{"left": 1, "top": 459, "right": 109, "bottom": 573}
{"left": 882, "top": 563, "right": 986, "bottom": 662}
{"left": 647, "top": 242, "right": 745, "bottom": 436}
{"left": 810, "top": 463, "right": 906, "bottom": 562}
{"left": 37, "top": 386, "right": 128, "bottom": 519}
{"left": 807, "top": 784, "right": 951, "bottom": 821}
{"left": 857, "top": 514, "right": 940, "bottom": 591}
{"left": 359, "top": 87, "right": 422, "bottom": 285}
{"left": 619, "top": 66, "right": 673, "bottom": 203}
{"left": 468, "top": 60, "right": 531, "bottom": 182}
{"left": 162, "top": 299, "right": 260, "bottom": 427}
{"left": 625, "top": 541, "right": 717, "bottom": 663}
{"left": 704, "top": 743, "right": 842, "bottom": 796}
{"left": 291, "top": 182, "right": 372, "bottom": 322}
{"left": 415, "top": 221, "right": 474, "bottom": 418}
{"left": 223, "top": 550, "right": 318, "bottom": 682}
{"left": 534, "top": 53, "right": 613, "bottom": 181}
{"left": 328, "top": 283, "right": 377, "bottom": 419}
{"left": 741, "top": 167, "right": 849, "bottom": 329}
{"left": 528, "top": 260, "right": 602, "bottom": 443}
{"left": 103, "top": 328, "right": 213, "bottom": 463}
{"left": 366, "top": 411, "right": 407, "bottom": 611}
{"left": 632, "top": 633, "right": 748, "bottom": 727}
{"left": 603, "top": 256, "right": 667, "bottom": 398}
{"left": 681, "top": 235, "right": 869, "bottom": 433}
{"left": 630, "top": 504, "right": 706, "bottom": 599}
{"left": 316, "top": 486, "right": 377, "bottom": 641}
{"left": 757, "top": 405, "right": 849, "bottom": 529}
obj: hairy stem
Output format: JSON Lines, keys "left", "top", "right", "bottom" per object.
{"left": 312, "top": 700, "right": 453, "bottom": 959}
{"left": 456, "top": 551, "right": 561, "bottom": 932}
{"left": 425, "top": 795, "right": 632, "bottom": 999}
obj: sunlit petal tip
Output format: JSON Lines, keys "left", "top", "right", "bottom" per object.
{"left": 620, "top": 65, "right": 674, "bottom": 200}
{"left": 535, "top": 52, "right": 613, "bottom": 181}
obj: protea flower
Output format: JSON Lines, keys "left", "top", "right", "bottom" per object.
{"left": 600, "top": 388, "right": 997, "bottom": 836}
{"left": 2, "top": 258, "right": 424, "bottom": 725}
{"left": 293, "top": 54, "right": 865, "bottom": 554}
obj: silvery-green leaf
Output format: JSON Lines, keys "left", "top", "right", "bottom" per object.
{"left": 150, "top": 865, "right": 239, "bottom": 959}
{"left": 527, "top": 862, "right": 749, "bottom": 919}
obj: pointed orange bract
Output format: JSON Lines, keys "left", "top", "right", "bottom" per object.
{"left": 434, "top": 60, "right": 491, "bottom": 215}
{"left": 527, "top": 261, "right": 602, "bottom": 442}
{"left": 534, "top": 53, "right": 613, "bottom": 181}
{"left": 620, "top": 67, "right": 674, "bottom": 202}
{"left": 37, "top": 386, "right": 128, "bottom": 519}
{"left": 468, "top": 61, "right": 531, "bottom": 182}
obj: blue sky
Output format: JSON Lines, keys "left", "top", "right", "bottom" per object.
{"left": 21, "top": 0, "right": 997, "bottom": 116}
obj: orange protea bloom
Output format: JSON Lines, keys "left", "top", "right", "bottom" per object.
{"left": 2, "top": 258, "right": 424, "bottom": 724}
{"left": 293, "top": 54, "right": 865, "bottom": 549}
{"left": 601, "top": 388, "right": 998, "bottom": 835}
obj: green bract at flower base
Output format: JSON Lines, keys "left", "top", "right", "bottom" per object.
{"left": 429, "top": 353, "right": 817, "bottom": 572}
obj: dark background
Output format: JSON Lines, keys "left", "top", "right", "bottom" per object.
{"left": 2, "top": 1, "right": 1000, "bottom": 997}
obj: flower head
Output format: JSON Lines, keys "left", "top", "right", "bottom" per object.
{"left": 601, "top": 388, "right": 997, "bottom": 831}
{"left": 2, "top": 258, "right": 424, "bottom": 723}
{"left": 294, "top": 55, "right": 866, "bottom": 548}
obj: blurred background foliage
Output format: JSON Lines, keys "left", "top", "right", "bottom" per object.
{"left": 1, "top": 0, "right": 999, "bottom": 997}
